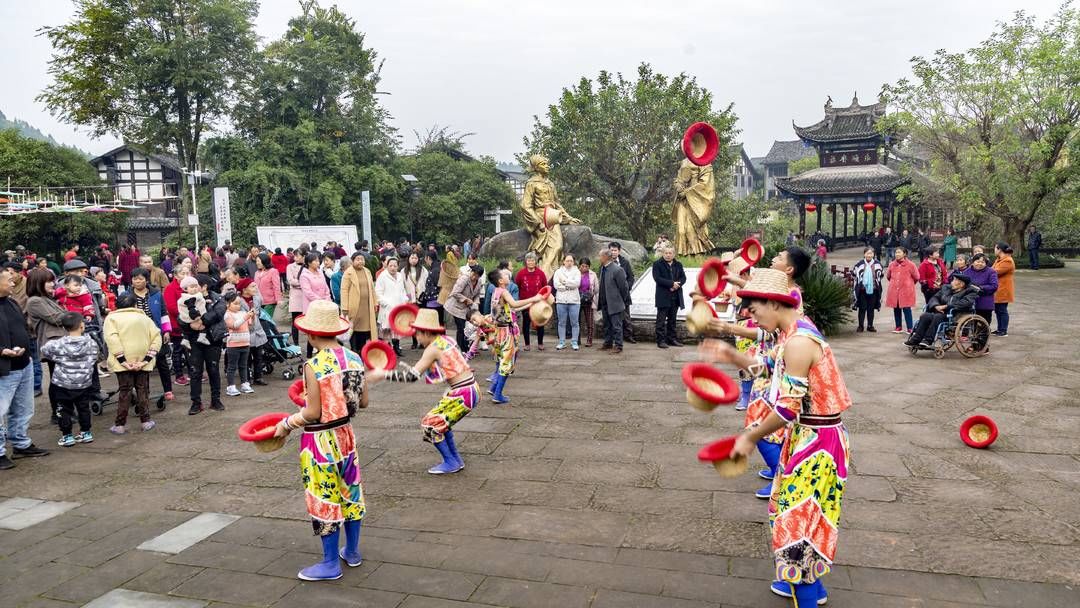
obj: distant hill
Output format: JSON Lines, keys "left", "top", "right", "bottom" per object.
{"left": 0, "top": 109, "right": 90, "bottom": 158}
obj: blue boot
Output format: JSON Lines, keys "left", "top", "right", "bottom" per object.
{"left": 810, "top": 580, "right": 828, "bottom": 605}
{"left": 755, "top": 481, "right": 774, "bottom": 500}
{"left": 298, "top": 528, "right": 343, "bottom": 581}
{"left": 735, "top": 379, "right": 752, "bottom": 411}
{"left": 757, "top": 439, "right": 782, "bottom": 480}
{"left": 443, "top": 429, "right": 464, "bottom": 470}
{"left": 428, "top": 436, "right": 463, "bottom": 474}
{"left": 339, "top": 520, "right": 362, "bottom": 567}
{"left": 770, "top": 580, "right": 827, "bottom": 605}
{"left": 793, "top": 581, "right": 820, "bottom": 607}
{"left": 490, "top": 373, "right": 510, "bottom": 404}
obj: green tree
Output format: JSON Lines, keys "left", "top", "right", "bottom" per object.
{"left": 397, "top": 152, "right": 518, "bottom": 246}
{"left": 882, "top": 5, "right": 1080, "bottom": 250}
{"left": 522, "top": 63, "right": 739, "bottom": 246}
{"left": 0, "top": 129, "right": 124, "bottom": 254}
{"left": 205, "top": 0, "right": 400, "bottom": 245}
{"left": 788, "top": 154, "right": 819, "bottom": 176}
{"left": 39, "top": 0, "right": 259, "bottom": 210}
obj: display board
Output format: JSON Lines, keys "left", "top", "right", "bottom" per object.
{"left": 256, "top": 225, "right": 359, "bottom": 254}
{"left": 628, "top": 267, "right": 739, "bottom": 322}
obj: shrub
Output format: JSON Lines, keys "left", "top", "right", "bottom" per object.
{"left": 796, "top": 260, "right": 852, "bottom": 336}
{"left": 1013, "top": 253, "right": 1065, "bottom": 269}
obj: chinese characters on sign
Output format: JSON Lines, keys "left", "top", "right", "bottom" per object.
{"left": 822, "top": 149, "right": 878, "bottom": 167}
{"left": 213, "top": 187, "right": 232, "bottom": 247}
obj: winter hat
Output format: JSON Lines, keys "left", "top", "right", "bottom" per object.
{"left": 236, "top": 278, "right": 254, "bottom": 292}
{"left": 180, "top": 276, "right": 200, "bottom": 290}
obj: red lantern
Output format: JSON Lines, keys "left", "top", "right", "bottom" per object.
{"left": 805, "top": 203, "right": 817, "bottom": 213}
{"left": 863, "top": 202, "right": 876, "bottom": 211}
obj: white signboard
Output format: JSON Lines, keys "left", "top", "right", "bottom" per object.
{"left": 213, "top": 187, "right": 232, "bottom": 247}
{"left": 361, "top": 191, "right": 372, "bottom": 246}
{"left": 628, "top": 267, "right": 739, "bottom": 323}
{"left": 256, "top": 225, "right": 359, "bottom": 254}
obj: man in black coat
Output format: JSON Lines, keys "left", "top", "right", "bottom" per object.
{"left": 597, "top": 249, "right": 629, "bottom": 354}
{"left": 184, "top": 274, "right": 228, "bottom": 415}
{"left": 651, "top": 246, "right": 685, "bottom": 348}
{"left": 609, "top": 242, "right": 636, "bottom": 343}
{"left": 905, "top": 273, "right": 979, "bottom": 349}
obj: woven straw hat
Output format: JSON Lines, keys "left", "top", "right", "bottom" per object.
{"left": 529, "top": 300, "right": 553, "bottom": 326}
{"left": 411, "top": 308, "right": 446, "bottom": 333}
{"left": 736, "top": 268, "right": 799, "bottom": 307}
{"left": 294, "top": 300, "right": 350, "bottom": 336}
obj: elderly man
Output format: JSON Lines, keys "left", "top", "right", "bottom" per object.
{"left": 139, "top": 255, "right": 170, "bottom": 290}
{"left": 609, "top": 242, "right": 636, "bottom": 344}
{"left": 0, "top": 266, "right": 50, "bottom": 469}
{"left": 597, "top": 249, "right": 629, "bottom": 354}
{"left": 445, "top": 263, "right": 485, "bottom": 351}
{"left": 651, "top": 246, "right": 686, "bottom": 349}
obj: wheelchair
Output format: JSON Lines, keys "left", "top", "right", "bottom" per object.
{"left": 908, "top": 308, "right": 991, "bottom": 359}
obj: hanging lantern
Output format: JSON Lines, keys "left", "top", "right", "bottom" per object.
{"left": 863, "top": 202, "right": 876, "bottom": 212}
{"left": 805, "top": 203, "right": 817, "bottom": 213}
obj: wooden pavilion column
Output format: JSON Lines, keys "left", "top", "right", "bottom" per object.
{"left": 831, "top": 203, "right": 837, "bottom": 242}
{"left": 843, "top": 203, "right": 849, "bottom": 239}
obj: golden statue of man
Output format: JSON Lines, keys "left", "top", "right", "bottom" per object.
{"left": 672, "top": 158, "right": 715, "bottom": 256}
{"left": 520, "top": 154, "right": 581, "bottom": 276}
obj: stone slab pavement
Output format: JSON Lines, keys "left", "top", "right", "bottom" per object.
{"left": 1, "top": 250, "right": 1078, "bottom": 607}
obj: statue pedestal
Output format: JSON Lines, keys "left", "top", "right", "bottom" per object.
{"left": 478, "top": 226, "right": 647, "bottom": 266}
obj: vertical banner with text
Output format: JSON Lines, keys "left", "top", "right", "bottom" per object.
{"left": 361, "top": 190, "right": 372, "bottom": 247}
{"left": 213, "top": 187, "right": 232, "bottom": 247}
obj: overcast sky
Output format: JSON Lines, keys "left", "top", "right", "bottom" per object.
{"left": 0, "top": 0, "right": 1063, "bottom": 163}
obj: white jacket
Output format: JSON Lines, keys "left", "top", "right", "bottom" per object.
{"left": 374, "top": 270, "right": 408, "bottom": 328}
{"left": 553, "top": 266, "right": 582, "bottom": 304}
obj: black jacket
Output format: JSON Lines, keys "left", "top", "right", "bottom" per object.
{"left": 598, "top": 262, "right": 629, "bottom": 315}
{"left": 927, "top": 284, "right": 979, "bottom": 314}
{"left": 651, "top": 259, "right": 686, "bottom": 310}
{"left": 617, "top": 255, "right": 634, "bottom": 305}
{"left": 181, "top": 291, "right": 227, "bottom": 345}
{"left": 0, "top": 297, "right": 31, "bottom": 377}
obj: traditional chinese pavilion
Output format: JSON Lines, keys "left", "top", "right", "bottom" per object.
{"left": 775, "top": 94, "right": 909, "bottom": 245}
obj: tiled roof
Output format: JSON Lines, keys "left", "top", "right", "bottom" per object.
{"left": 793, "top": 96, "right": 887, "bottom": 143}
{"left": 774, "top": 164, "right": 908, "bottom": 196}
{"left": 128, "top": 217, "right": 179, "bottom": 230}
{"left": 762, "top": 140, "right": 815, "bottom": 166}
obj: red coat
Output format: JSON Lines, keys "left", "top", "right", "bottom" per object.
{"left": 163, "top": 278, "right": 183, "bottom": 337}
{"left": 118, "top": 248, "right": 141, "bottom": 285}
{"left": 514, "top": 267, "right": 547, "bottom": 299}
{"left": 271, "top": 253, "right": 289, "bottom": 275}
{"left": 885, "top": 258, "right": 919, "bottom": 308}
{"left": 918, "top": 258, "right": 947, "bottom": 292}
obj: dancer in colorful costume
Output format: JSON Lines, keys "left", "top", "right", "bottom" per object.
{"left": 273, "top": 300, "right": 367, "bottom": 581}
{"left": 369, "top": 308, "right": 479, "bottom": 474}
{"left": 485, "top": 268, "right": 544, "bottom": 404}
{"left": 700, "top": 268, "right": 851, "bottom": 607}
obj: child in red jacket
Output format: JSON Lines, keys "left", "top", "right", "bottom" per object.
{"left": 56, "top": 276, "right": 96, "bottom": 321}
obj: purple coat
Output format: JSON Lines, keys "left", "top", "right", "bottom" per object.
{"left": 962, "top": 265, "right": 998, "bottom": 310}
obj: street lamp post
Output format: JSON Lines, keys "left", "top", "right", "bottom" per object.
{"left": 401, "top": 174, "right": 419, "bottom": 243}
{"left": 182, "top": 168, "right": 206, "bottom": 251}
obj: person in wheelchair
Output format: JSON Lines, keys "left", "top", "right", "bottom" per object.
{"left": 904, "top": 273, "right": 979, "bottom": 349}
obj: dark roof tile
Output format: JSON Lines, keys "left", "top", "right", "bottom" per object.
{"left": 774, "top": 164, "right": 908, "bottom": 196}
{"left": 762, "top": 140, "right": 815, "bottom": 165}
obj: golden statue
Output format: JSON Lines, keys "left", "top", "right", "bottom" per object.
{"left": 520, "top": 154, "right": 581, "bottom": 276}
{"left": 672, "top": 158, "right": 716, "bottom": 256}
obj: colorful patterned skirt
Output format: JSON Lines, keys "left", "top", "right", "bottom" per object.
{"left": 744, "top": 395, "right": 786, "bottom": 444}
{"left": 421, "top": 381, "right": 480, "bottom": 443}
{"left": 768, "top": 421, "right": 849, "bottom": 584}
{"left": 300, "top": 423, "right": 365, "bottom": 536}
{"left": 491, "top": 325, "right": 519, "bottom": 376}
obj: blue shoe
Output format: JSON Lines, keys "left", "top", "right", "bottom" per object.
{"left": 811, "top": 580, "right": 828, "bottom": 605}
{"left": 758, "top": 467, "right": 774, "bottom": 480}
{"left": 769, "top": 580, "right": 828, "bottom": 605}
{"left": 340, "top": 520, "right": 362, "bottom": 567}
{"left": 490, "top": 374, "right": 510, "bottom": 404}
{"left": 298, "top": 530, "right": 343, "bottom": 581}
{"left": 57, "top": 435, "right": 75, "bottom": 447}
{"left": 755, "top": 483, "right": 773, "bottom": 499}
{"left": 339, "top": 547, "right": 363, "bottom": 567}
{"left": 427, "top": 438, "right": 463, "bottom": 474}
{"left": 443, "top": 430, "right": 464, "bottom": 470}
{"left": 75, "top": 431, "right": 94, "bottom": 444}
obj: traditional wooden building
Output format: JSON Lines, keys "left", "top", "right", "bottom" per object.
{"left": 729, "top": 144, "right": 759, "bottom": 200}
{"left": 775, "top": 95, "right": 910, "bottom": 246}
{"left": 762, "top": 140, "right": 816, "bottom": 200}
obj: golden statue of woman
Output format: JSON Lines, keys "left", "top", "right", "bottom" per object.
{"left": 672, "top": 158, "right": 716, "bottom": 256}
{"left": 520, "top": 154, "right": 581, "bottom": 276}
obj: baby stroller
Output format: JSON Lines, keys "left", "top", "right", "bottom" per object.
{"left": 258, "top": 308, "right": 302, "bottom": 379}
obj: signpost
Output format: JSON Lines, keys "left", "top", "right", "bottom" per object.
{"left": 361, "top": 190, "right": 372, "bottom": 247}
{"left": 213, "top": 187, "right": 232, "bottom": 248}
{"left": 484, "top": 208, "right": 513, "bottom": 233}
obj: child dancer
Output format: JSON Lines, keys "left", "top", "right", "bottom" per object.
{"left": 485, "top": 268, "right": 543, "bottom": 404}
{"left": 273, "top": 300, "right": 366, "bottom": 581}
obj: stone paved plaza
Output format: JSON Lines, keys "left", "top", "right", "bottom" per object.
{"left": 1, "top": 250, "right": 1078, "bottom": 608}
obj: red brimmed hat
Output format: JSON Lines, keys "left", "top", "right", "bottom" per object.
{"left": 389, "top": 303, "right": 420, "bottom": 337}
{"left": 238, "top": 412, "right": 291, "bottom": 452}
{"left": 697, "top": 258, "right": 727, "bottom": 299}
{"left": 410, "top": 308, "right": 446, "bottom": 333}
{"left": 740, "top": 238, "right": 764, "bottom": 266}
{"left": 361, "top": 340, "right": 398, "bottom": 371}
{"left": 288, "top": 379, "right": 306, "bottom": 408}
{"left": 959, "top": 415, "right": 999, "bottom": 449}
{"left": 294, "top": 300, "right": 351, "bottom": 336}
{"left": 682, "top": 363, "right": 739, "bottom": 412}
{"left": 697, "top": 435, "right": 749, "bottom": 478}
{"left": 682, "top": 122, "right": 719, "bottom": 166}
{"left": 736, "top": 268, "right": 799, "bottom": 307}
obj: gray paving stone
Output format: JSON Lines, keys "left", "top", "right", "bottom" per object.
{"left": 974, "top": 577, "right": 1080, "bottom": 608}
{"left": 471, "top": 479, "right": 596, "bottom": 509}
{"left": 139, "top": 513, "right": 240, "bottom": 554}
{"left": 660, "top": 569, "right": 765, "bottom": 606}
{"left": 437, "top": 545, "right": 553, "bottom": 581}
{"left": 592, "top": 486, "right": 712, "bottom": 518}
{"left": 124, "top": 563, "right": 206, "bottom": 595}
{"left": 259, "top": 551, "right": 380, "bottom": 583}
{"left": 0, "top": 500, "right": 80, "bottom": 530}
{"left": 271, "top": 584, "right": 404, "bottom": 608}
{"left": 167, "top": 541, "right": 286, "bottom": 573}
{"left": 853, "top": 452, "right": 912, "bottom": 477}
{"left": 83, "top": 589, "right": 207, "bottom": 608}
{"left": 545, "top": 557, "right": 666, "bottom": 594}
{"left": 359, "top": 563, "right": 480, "bottom": 601}
{"left": 847, "top": 566, "right": 985, "bottom": 603}
{"left": 43, "top": 549, "right": 165, "bottom": 604}
{"left": 469, "top": 576, "right": 590, "bottom": 608}
{"left": 614, "top": 548, "right": 728, "bottom": 576}
{"left": 494, "top": 506, "right": 631, "bottom": 547}
{"left": 396, "top": 595, "right": 503, "bottom": 608}
{"left": 171, "top": 569, "right": 297, "bottom": 606}
{"left": 590, "top": 588, "right": 721, "bottom": 608}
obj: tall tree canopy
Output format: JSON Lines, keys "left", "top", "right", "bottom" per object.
{"left": 0, "top": 129, "right": 124, "bottom": 253}
{"left": 882, "top": 4, "right": 1080, "bottom": 249}
{"left": 522, "top": 63, "right": 738, "bottom": 246}
{"left": 39, "top": 0, "right": 259, "bottom": 176}
{"left": 205, "top": 0, "right": 400, "bottom": 245}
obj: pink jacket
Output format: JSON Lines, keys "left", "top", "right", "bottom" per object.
{"left": 886, "top": 258, "right": 919, "bottom": 308}
{"left": 254, "top": 268, "right": 282, "bottom": 305}
{"left": 299, "top": 268, "right": 330, "bottom": 314}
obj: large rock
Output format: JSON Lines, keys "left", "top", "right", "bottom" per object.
{"left": 478, "top": 226, "right": 647, "bottom": 265}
